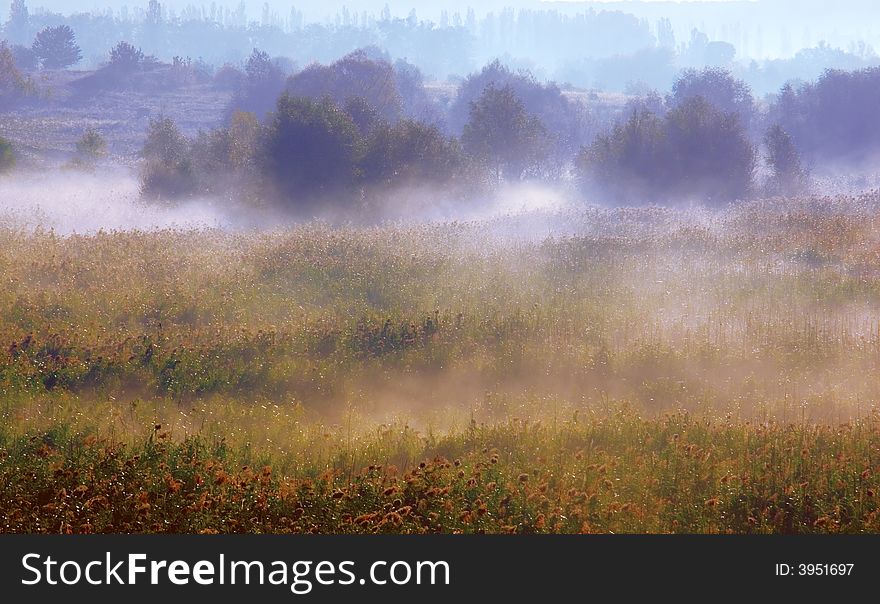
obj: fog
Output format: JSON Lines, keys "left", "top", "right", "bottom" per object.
{"left": 0, "top": 169, "right": 579, "bottom": 235}
{"left": 0, "top": 170, "right": 236, "bottom": 233}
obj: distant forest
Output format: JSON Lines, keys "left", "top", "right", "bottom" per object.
{"left": 1, "top": 0, "right": 879, "bottom": 94}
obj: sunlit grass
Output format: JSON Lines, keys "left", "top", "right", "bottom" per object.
{"left": 1, "top": 194, "right": 880, "bottom": 532}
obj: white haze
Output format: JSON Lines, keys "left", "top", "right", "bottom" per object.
{"left": 0, "top": 170, "right": 235, "bottom": 234}
{"left": 0, "top": 169, "right": 579, "bottom": 236}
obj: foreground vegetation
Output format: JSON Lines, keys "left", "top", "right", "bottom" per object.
{"left": 1, "top": 194, "right": 880, "bottom": 533}
{"left": 4, "top": 409, "right": 880, "bottom": 534}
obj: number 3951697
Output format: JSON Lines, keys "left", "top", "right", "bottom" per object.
{"left": 776, "top": 563, "right": 854, "bottom": 576}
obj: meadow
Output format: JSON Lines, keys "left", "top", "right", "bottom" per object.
{"left": 2, "top": 193, "right": 880, "bottom": 533}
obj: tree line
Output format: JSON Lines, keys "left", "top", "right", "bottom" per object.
{"left": 6, "top": 35, "right": 880, "bottom": 208}
{"left": 133, "top": 49, "right": 857, "bottom": 210}
{"left": 3, "top": 0, "right": 878, "bottom": 96}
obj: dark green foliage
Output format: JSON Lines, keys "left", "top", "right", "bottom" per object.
{"left": 664, "top": 96, "right": 755, "bottom": 202}
{"left": 577, "top": 109, "right": 667, "bottom": 203}
{"left": 265, "top": 94, "right": 362, "bottom": 206}
{"left": 0, "top": 41, "right": 35, "bottom": 108}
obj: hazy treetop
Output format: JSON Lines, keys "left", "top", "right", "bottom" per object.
{"left": 1, "top": 0, "right": 878, "bottom": 62}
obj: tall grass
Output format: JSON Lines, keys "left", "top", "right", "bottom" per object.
{"left": 1, "top": 194, "right": 880, "bottom": 532}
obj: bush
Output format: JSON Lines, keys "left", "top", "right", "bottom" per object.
{"left": 139, "top": 117, "right": 197, "bottom": 199}
{"left": 764, "top": 125, "right": 809, "bottom": 196}
{"left": 70, "top": 127, "right": 107, "bottom": 168}
{"left": 108, "top": 41, "right": 145, "bottom": 73}
{"left": 0, "top": 137, "right": 14, "bottom": 172}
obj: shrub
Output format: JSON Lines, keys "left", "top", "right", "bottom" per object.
{"left": 139, "top": 117, "right": 197, "bottom": 199}
{"left": 108, "top": 41, "right": 145, "bottom": 73}
{"left": 0, "top": 137, "right": 14, "bottom": 172}
{"left": 70, "top": 127, "right": 107, "bottom": 168}
{"left": 0, "top": 42, "right": 35, "bottom": 109}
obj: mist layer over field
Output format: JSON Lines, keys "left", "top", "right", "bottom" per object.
{"left": 0, "top": 171, "right": 235, "bottom": 233}
{"left": 1, "top": 186, "right": 878, "bottom": 428}
{"left": 3, "top": 174, "right": 880, "bottom": 533}
{"left": 0, "top": 169, "right": 576, "bottom": 234}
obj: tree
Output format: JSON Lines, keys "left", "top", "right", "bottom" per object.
{"left": 361, "top": 119, "right": 464, "bottom": 189}
{"left": 8, "top": 0, "right": 28, "bottom": 26}
{"left": 32, "top": 25, "right": 82, "bottom": 69}
{"left": 451, "top": 60, "right": 591, "bottom": 159}
{"left": 462, "top": 85, "right": 549, "bottom": 182}
{"left": 146, "top": 0, "right": 162, "bottom": 26}
{"left": 576, "top": 97, "right": 755, "bottom": 205}
{"left": 669, "top": 67, "right": 755, "bottom": 129}
{"left": 343, "top": 96, "right": 383, "bottom": 136}
{"left": 0, "top": 136, "right": 14, "bottom": 172}
{"left": 108, "top": 41, "right": 145, "bottom": 73}
{"left": 140, "top": 116, "right": 196, "bottom": 199}
{"left": 286, "top": 50, "right": 403, "bottom": 123}
{"left": 228, "top": 49, "right": 285, "bottom": 119}
{"left": 657, "top": 18, "right": 675, "bottom": 50}
{"left": 664, "top": 96, "right": 755, "bottom": 203}
{"left": 5, "top": 0, "right": 29, "bottom": 44}
{"left": 393, "top": 59, "right": 442, "bottom": 125}
{"left": 265, "top": 94, "right": 362, "bottom": 205}
{"left": 769, "top": 67, "right": 880, "bottom": 163}
{"left": 576, "top": 109, "right": 668, "bottom": 204}
{"left": 71, "top": 127, "right": 107, "bottom": 167}
{"left": 0, "top": 41, "right": 34, "bottom": 109}
{"left": 764, "top": 125, "right": 808, "bottom": 196}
